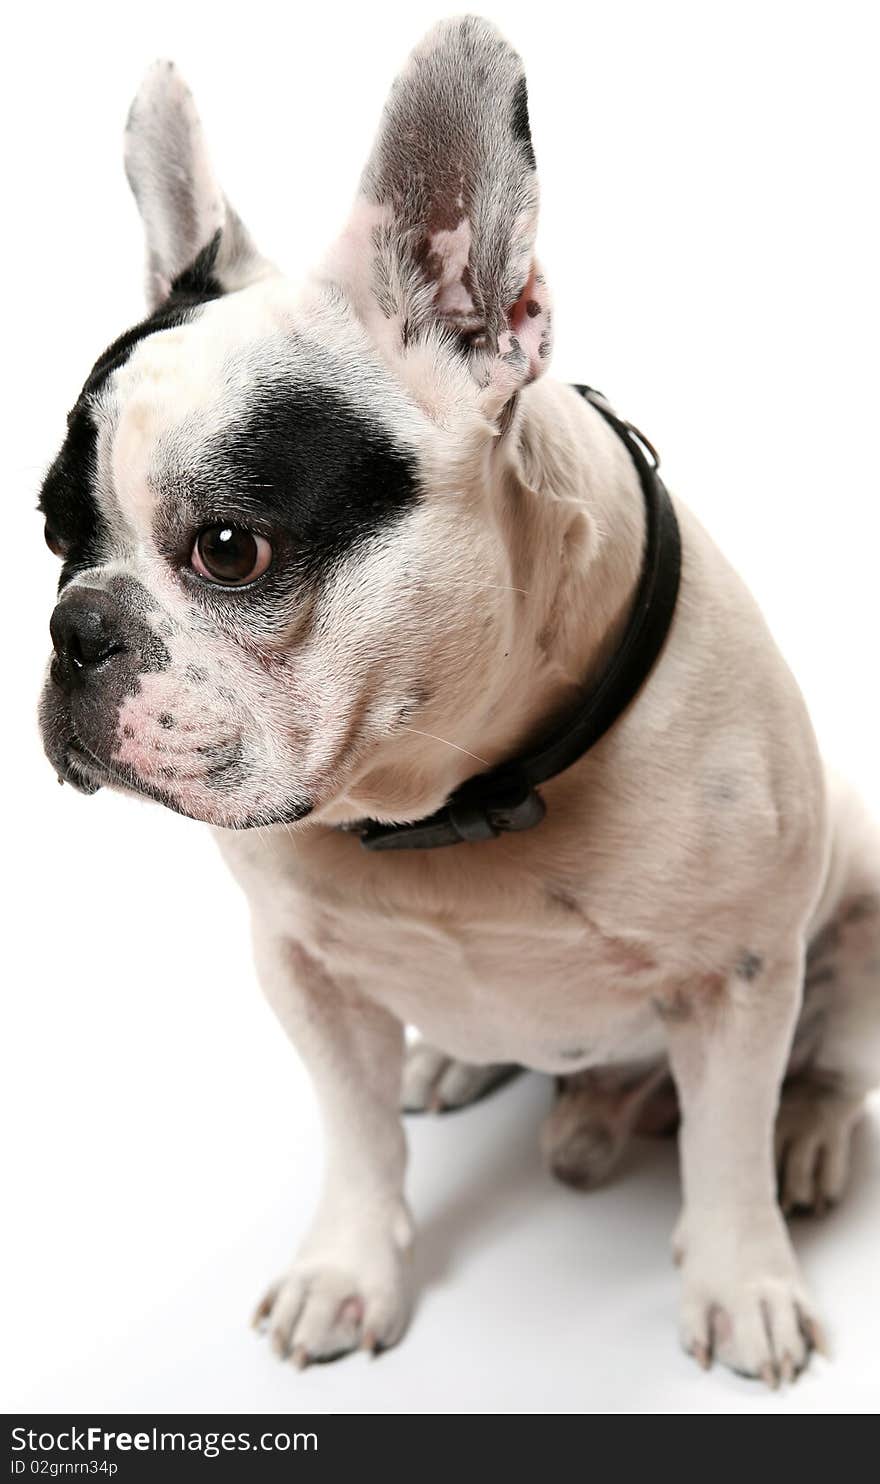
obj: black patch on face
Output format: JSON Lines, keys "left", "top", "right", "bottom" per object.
{"left": 38, "top": 234, "right": 225, "bottom": 583}
{"left": 511, "top": 77, "right": 536, "bottom": 170}
{"left": 39, "top": 402, "right": 103, "bottom": 588}
{"left": 735, "top": 951, "right": 764, "bottom": 982}
{"left": 184, "top": 379, "right": 421, "bottom": 583}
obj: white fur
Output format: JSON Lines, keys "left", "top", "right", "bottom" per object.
{"left": 43, "top": 17, "right": 880, "bottom": 1386}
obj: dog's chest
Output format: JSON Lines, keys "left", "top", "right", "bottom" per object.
{"left": 316, "top": 908, "right": 663, "bottom": 1070}
{"left": 227, "top": 830, "right": 668, "bottom": 1072}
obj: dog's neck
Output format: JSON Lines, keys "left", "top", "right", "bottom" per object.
{"left": 500, "top": 379, "right": 648, "bottom": 742}
{"left": 334, "top": 380, "right": 647, "bottom": 828}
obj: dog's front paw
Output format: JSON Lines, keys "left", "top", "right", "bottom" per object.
{"left": 679, "top": 1223, "right": 825, "bottom": 1385}
{"left": 255, "top": 1214, "right": 413, "bottom": 1367}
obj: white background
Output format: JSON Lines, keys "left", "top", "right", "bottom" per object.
{"left": 3, "top": 0, "right": 879, "bottom": 1416}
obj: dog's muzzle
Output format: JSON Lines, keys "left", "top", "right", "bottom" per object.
{"left": 49, "top": 587, "right": 128, "bottom": 694}
{"left": 40, "top": 577, "right": 172, "bottom": 796}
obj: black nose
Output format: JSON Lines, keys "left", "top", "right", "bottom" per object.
{"left": 50, "top": 588, "right": 127, "bottom": 691}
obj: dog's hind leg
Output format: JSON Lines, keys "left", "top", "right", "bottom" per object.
{"left": 400, "top": 1039, "right": 519, "bottom": 1112}
{"left": 777, "top": 776, "right": 880, "bottom": 1215}
{"left": 540, "top": 1061, "right": 675, "bottom": 1190}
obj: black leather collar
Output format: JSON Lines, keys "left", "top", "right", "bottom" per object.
{"left": 356, "top": 385, "right": 682, "bottom": 850}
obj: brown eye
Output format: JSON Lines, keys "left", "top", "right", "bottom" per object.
{"left": 191, "top": 524, "right": 272, "bottom": 585}
{"left": 44, "top": 523, "right": 66, "bottom": 558}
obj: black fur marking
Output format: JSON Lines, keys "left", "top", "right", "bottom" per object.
{"left": 179, "top": 380, "right": 421, "bottom": 582}
{"left": 80, "top": 234, "right": 225, "bottom": 402}
{"left": 38, "top": 235, "right": 225, "bottom": 585}
{"left": 158, "top": 712, "right": 174, "bottom": 729}
{"left": 736, "top": 951, "right": 764, "bottom": 982}
{"left": 39, "top": 404, "right": 103, "bottom": 589}
{"left": 511, "top": 77, "right": 536, "bottom": 170}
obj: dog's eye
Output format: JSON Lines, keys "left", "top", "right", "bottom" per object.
{"left": 44, "top": 522, "right": 67, "bottom": 558}
{"left": 191, "top": 524, "right": 272, "bottom": 586}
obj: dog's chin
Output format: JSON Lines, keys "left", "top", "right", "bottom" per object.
{"left": 40, "top": 695, "right": 108, "bottom": 798}
{"left": 40, "top": 698, "right": 312, "bottom": 832}
{"left": 60, "top": 742, "right": 312, "bottom": 830}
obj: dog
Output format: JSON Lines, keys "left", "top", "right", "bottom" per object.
{"left": 37, "top": 16, "right": 880, "bottom": 1386}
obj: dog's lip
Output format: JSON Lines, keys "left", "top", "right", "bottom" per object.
{"left": 64, "top": 727, "right": 313, "bottom": 830}
{"left": 67, "top": 731, "right": 110, "bottom": 776}
{"left": 68, "top": 732, "right": 99, "bottom": 764}
{"left": 57, "top": 733, "right": 105, "bottom": 795}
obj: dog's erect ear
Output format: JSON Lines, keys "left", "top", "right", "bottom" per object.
{"left": 326, "top": 16, "right": 551, "bottom": 418}
{"left": 124, "top": 61, "right": 274, "bottom": 310}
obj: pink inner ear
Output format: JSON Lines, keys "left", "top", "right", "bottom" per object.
{"left": 507, "top": 264, "right": 552, "bottom": 383}
{"left": 427, "top": 217, "right": 482, "bottom": 328}
{"left": 478, "top": 259, "right": 553, "bottom": 420}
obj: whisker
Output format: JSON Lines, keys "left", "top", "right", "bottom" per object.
{"left": 397, "top": 579, "right": 530, "bottom": 596}
{"left": 400, "top": 726, "right": 490, "bottom": 767}
{"left": 424, "top": 580, "right": 530, "bottom": 595}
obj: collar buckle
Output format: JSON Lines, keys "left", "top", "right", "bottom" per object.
{"left": 452, "top": 776, "right": 546, "bottom": 840}
{"left": 359, "top": 776, "right": 546, "bottom": 851}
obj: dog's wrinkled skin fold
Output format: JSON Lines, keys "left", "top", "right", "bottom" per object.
{"left": 37, "top": 17, "right": 880, "bottom": 1386}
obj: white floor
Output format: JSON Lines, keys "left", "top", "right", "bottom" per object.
{"left": 4, "top": 785, "right": 879, "bottom": 1415}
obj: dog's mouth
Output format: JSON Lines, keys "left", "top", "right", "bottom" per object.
{"left": 42, "top": 689, "right": 313, "bottom": 831}
{"left": 58, "top": 726, "right": 153, "bottom": 803}
{"left": 50, "top": 725, "right": 108, "bottom": 796}
{"left": 63, "top": 730, "right": 312, "bottom": 829}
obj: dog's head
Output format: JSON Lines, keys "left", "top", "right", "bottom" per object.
{"left": 38, "top": 17, "right": 555, "bottom": 829}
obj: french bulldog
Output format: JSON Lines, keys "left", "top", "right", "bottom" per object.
{"left": 37, "top": 15, "right": 880, "bottom": 1386}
